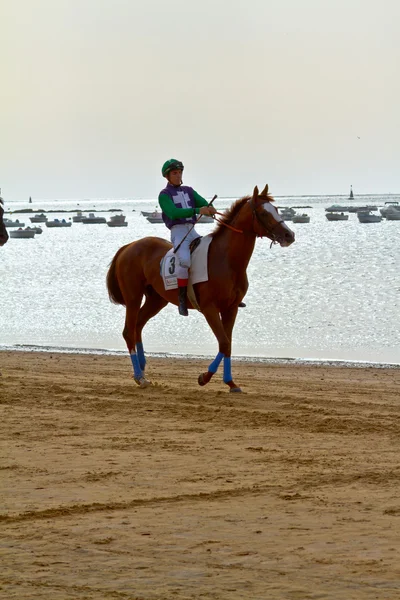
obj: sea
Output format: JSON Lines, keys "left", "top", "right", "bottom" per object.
{"left": 1, "top": 194, "right": 399, "bottom": 366}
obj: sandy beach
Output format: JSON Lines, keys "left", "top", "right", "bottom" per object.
{"left": 1, "top": 350, "right": 400, "bottom": 599}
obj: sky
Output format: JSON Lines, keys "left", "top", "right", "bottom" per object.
{"left": 1, "top": 0, "right": 399, "bottom": 200}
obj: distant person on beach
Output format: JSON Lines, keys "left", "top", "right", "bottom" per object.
{"left": 158, "top": 158, "right": 216, "bottom": 317}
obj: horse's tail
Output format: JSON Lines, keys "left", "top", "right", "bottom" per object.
{"left": 106, "top": 244, "right": 129, "bottom": 306}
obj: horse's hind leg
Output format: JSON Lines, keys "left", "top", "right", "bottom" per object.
{"left": 123, "top": 297, "right": 151, "bottom": 388}
{"left": 135, "top": 288, "right": 168, "bottom": 372}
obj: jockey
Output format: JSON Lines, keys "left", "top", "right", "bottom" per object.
{"left": 159, "top": 159, "right": 216, "bottom": 316}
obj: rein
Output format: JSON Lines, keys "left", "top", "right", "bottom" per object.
{"left": 212, "top": 211, "right": 243, "bottom": 233}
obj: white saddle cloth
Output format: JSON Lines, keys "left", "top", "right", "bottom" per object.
{"left": 160, "top": 235, "right": 212, "bottom": 291}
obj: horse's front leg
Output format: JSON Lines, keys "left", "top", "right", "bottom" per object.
{"left": 221, "top": 306, "right": 241, "bottom": 392}
{"left": 198, "top": 306, "right": 241, "bottom": 393}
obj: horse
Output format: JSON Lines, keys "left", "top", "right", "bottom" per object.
{"left": 106, "top": 184, "right": 295, "bottom": 392}
{"left": 0, "top": 197, "right": 9, "bottom": 247}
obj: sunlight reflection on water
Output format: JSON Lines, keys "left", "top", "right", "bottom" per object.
{"left": 1, "top": 195, "right": 399, "bottom": 364}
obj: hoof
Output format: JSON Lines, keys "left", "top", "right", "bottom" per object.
{"left": 198, "top": 371, "right": 213, "bottom": 387}
{"left": 134, "top": 376, "right": 151, "bottom": 388}
{"left": 229, "top": 387, "right": 242, "bottom": 393}
{"left": 198, "top": 373, "right": 206, "bottom": 387}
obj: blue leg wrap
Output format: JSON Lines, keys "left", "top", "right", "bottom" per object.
{"left": 130, "top": 352, "right": 143, "bottom": 379}
{"left": 223, "top": 356, "right": 233, "bottom": 383}
{"left": 136, "top": 342, "right": 146, "bottom": 371}
{"left": 208, "top": 351, "right": 224, "bottom": 374}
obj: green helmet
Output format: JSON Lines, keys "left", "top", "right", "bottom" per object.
{"left": 162, "top": 158, "right": 184, "bottom": 178}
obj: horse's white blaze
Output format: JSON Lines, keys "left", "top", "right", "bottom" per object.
{"left": 262, "top": 202, "right": 279, "bottom": 217}
{"left": 262, "top": 202, "right": 294, "bottom": 240}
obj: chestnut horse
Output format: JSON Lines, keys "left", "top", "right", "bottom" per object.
{"left": 0, "top": 196, "right": 9, "bottom": 247}
{"left": 107, "top": 185, "right": 295, "bottom": 392}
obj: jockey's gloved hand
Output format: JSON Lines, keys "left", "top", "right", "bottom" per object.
{"left": 200, "top": 206, "right": 216, "bottom": 216}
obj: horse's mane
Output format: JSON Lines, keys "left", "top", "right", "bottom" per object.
{"left": 210, "top": 196, "right": 250, "bottom": 239}
{"left": 210, "top": 193, "right": 274, "bottom": 239}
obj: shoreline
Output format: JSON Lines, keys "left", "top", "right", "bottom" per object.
{"left": 1, "top": 344, "right": 399, "bottom": 370}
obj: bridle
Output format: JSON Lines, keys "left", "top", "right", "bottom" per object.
{"left": 250, "top": 195, "right": 286, "bottom": 246}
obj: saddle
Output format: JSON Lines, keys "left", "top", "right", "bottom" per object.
{"left": 160, "top": 235, "right": 212, "bottom": 310}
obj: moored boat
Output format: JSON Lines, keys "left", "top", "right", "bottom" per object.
{"left": 9, "top": 227, "right": 36, "bottom": 239}
{"left": 357, "top": 211, "right": 382, "bottom": 223}
{"left": 326, "top": 212, "right": 349, "bottom": 221}
{"left": 45, "top": 218, "right": 72, "bottom": 228}
{"left": 4, "top": 218, "right": 26, "bottom": 228}
{"left": 146, "top": 210, "right": 163, "bottom": 223}
{"left": 196, "top": 215, "right": 214, "bottom": 223}
{"left": 107, "top": 214, "right": 128, "bottom": 227}
{"left": 29, "top": 213, "right": 48, "bottom": 223}
{"left": 349, "top": 205, "right": 378, "bottom": 213}
{"left": 279, "top": 208, "right": 296, "bottom": 221}
{"left": 325, "top": 205, "right": 351, "bottom": 213}
{"left": 81, "top": 213, "right": 107, "bottom": 224}
{"left": 72, "top": 210, "right": 85, "bottom": 222}
{"left": 292, "top": 213, "right": 310, "bottom": 223}
{"left": 385, "top": 208, "right": 400, "bottom": 221}
{"left": 380, "top": 202, "right": 400, "bottom": 217}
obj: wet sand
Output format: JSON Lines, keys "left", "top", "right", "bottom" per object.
{"left": 1, "top": 350, "right": 400, "bottom": 599}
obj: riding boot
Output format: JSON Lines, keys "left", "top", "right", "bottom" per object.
{"left": 238, "top": 302, "right": 246, "bottom": 308}
{"left": 178, "top": 286, "right": 189, "bottom": 317}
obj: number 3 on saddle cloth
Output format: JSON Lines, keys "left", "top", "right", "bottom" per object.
{"left": 160, "top": 235, "right": 213, "bottom": 311}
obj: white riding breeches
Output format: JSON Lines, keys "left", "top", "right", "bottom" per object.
{"left": 170, "top": 223, "right": 201, "bottom": 280}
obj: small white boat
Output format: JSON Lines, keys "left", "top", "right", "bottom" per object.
{"left": 72, "top": 210, "right": 85, "bottom": 222}
{"left": 326, "top": 212, "right": 349, "bottom": 221}
{"left": 292, "top": 214, "right": 310, "bottom": 223}
{"left": 197, "top": 215, "right": 214, "bottom": 223}
{"left": 4, "top": 218, "right": 26, "bottom": 228}
{"left": 9, "top": 227, "right": 36, "bottom": 239}
{"left": 146, "top": 211, "right": 213, "bottom": 224}
{"left": 107, "top": 214, "right": 128, "bottom": 227}
{"left": 279, "top": 208, "right": 296, "bottom": 221}
{"left": 45, "top": 218, "right": 72, "bottom": 228}
{"left": 325, "top": 205, "right": 351, "bottom": 213}
{"left": 29, "top": 213, "right": 48, "bottom": 223}
{"left": 357, "top": 211, "right": 382, "bottom": 223}
{"left": 385, "top": 208, "right": 400, "bottom": 221}
{"left": 380, "top": 202, "right": 400, "bottom": 217}
{"left": 29, "top": 226, "right": 43, "bottom": 234}
{"left": 81, "top": 213, "right": 107, "bottom": 224}
{"left": 349, "top": 205, "right": 378, "bottom": 213}
{"left": 146, "top": 211, "right": 163, "bottom": 223}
